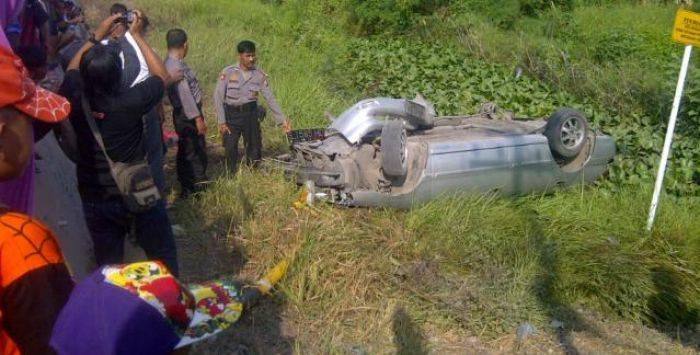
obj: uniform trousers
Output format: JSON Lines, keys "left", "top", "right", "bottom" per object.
{"left": 143, "top": 108, "right": 165, "bottom": 193}
{"left": 223, "top": 103, "right": 262, "bottom": 174}
{"left": 173, "top": 106, "right": 208, "bottom": 195}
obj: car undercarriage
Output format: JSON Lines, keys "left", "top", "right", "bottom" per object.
{"left": 278, "top": 97, "right": 616, "bottom": 208}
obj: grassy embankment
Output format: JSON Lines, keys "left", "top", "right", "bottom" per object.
{"left": 131, "top": 0, "right": 698, "bottom": 352}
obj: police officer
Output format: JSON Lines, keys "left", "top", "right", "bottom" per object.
{"left": 165, "top": 28, "right": 208, "bottom": 197}
{"left": 214, "top": 40, "right": 291, "bottom": 174}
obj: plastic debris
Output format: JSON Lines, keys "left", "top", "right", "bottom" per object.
{"left": 171, "top": 224, "right": 186, "bottom": 237}
{"left": 516, "top": 322, "right": 537, "bottom": 342}
{"left": 292, "top": 181, "right": 328, "bottom": 211}
{"left": 348, "top": 345, "right": 368, "bottom": 355}
{"left": 550, "top": 319, "right": 564, "bottom": 329}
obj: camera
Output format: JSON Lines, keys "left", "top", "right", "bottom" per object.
{"left": 121, "top": 11, "right": 135, "bottom": 23}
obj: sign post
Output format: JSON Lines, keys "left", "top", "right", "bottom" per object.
{"left": 646, "top": 9, "right": 700, "bottom": 231}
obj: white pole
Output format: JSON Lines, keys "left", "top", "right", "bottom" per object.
{"left": 646, "top": 44, "right": 693, "bottom": 232}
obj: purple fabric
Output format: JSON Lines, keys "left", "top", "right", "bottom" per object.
{"left": 0, "top": 130, "right": 34, "bottom": 214}
{"left": 0, "top": 26, "right": 9, "bottom": 49}
{"left": 0, "top": 0, "right": 23, "bottom": 49}
{"left": 0, "top": 0, "right": 24, "bottom": 49}
{"left": 0, "top": 22, "right": 35, "bottom": 214}
{"left": 50, "top": 270, "right": 180, "bottom": 355}
{"left": 0, "top": 0, "right": 24, "bottom": 28}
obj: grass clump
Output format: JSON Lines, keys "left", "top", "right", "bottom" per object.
{"left": 405, "top": 188, "right": 699, "bottom": 332}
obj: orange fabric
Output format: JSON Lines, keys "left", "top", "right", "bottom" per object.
{"left": 0, "top": 211, "right": 64, "bottom": 288}
{"left": 0, "top": 211, "right": 66, "bottom": 355}
{"left": 0, "top": 330, "right": 19, "bottom": 355}
{"left": 0, "top": 47, "right": 70, "bottom": 123}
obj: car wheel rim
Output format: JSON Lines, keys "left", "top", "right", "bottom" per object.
{"left": 560, "top": 117, "right": 584, "bottom": 149}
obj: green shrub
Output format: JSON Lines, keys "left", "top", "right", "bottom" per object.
{"left": 346, "top": 0, "right": 453, "bottom": 34}
{"left": 590, "top": 29, "right": 645, "bottom": 63}
{"left": 520, "top": 0, "right": 575, "bottom": 16}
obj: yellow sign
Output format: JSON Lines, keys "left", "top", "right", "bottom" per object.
{"left": 673, "top": 9, "right": 700, "bottom": 47}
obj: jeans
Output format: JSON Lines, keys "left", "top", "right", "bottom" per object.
{"left": 173, "top": 108, "right": 208, "bottom": 195}
{"left": 81, "top": 197, "right": 179, "bottom": 276}
{"left": 143, "top": 108, "right": 165, "bottom": 193}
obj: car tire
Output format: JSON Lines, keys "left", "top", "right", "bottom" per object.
{"left": 381, "top": 120, "right": 408, "bottom": 179}
{"left": 544, "top": 108, "right": 589, "bottom": 160}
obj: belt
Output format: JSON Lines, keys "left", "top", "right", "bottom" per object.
{"left": 225, "top": 101, "right": 257, "bottom": 113}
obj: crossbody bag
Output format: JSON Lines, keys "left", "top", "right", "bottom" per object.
{"left": 81, "top": 96, "right": 161, "bottom": 213}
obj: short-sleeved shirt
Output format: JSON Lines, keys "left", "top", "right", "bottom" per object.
{"left": 164, "top": 56, "right": 202, "bottom": 120}
{"left": 0, "top": 209, "right": 73, "bottom": 355}
{"left": 58, "top": 69, "right": 164, "bottom": 199}
{"left": 213, "top": 64, "right": 286, "bottom": 125}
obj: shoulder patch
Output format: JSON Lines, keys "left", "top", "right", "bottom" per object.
{"left": 220, "top": 65, "right": 237, "bottom": 80}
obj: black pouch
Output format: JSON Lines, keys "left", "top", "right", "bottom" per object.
{"left": 257, "top": 105, "right": 267, "bottom": 122}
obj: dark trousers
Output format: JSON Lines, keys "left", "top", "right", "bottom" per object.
{"left": 173, "top": 108, "right": 208, "bottom": 195}
{"left": 81, "top": 197, "right": 179, "bottom": 276}
{"left": 144, "top": 108, "right": 165, "bottom": 193}
{"left": 223, "top": 104, "right": 262, "bottom": 174}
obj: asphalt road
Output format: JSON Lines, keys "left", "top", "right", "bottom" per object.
{"left": 33, "top": 134, "right": 94, "bottom": 279}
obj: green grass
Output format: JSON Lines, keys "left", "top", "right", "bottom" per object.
{"left": 127, "top": 0, "right": 700, "bottom": 351}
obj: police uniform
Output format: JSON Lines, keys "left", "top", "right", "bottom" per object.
{"left": 165, "top": 55, "right": 207, "bottom": 195}
{"left": 213, "top": 64, "right": 286, "bottom": 173}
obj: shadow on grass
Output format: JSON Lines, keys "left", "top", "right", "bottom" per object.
{"left": 648, "top": 266, "right": 700, "bottom": 352}
{"left": 526, "top": 209, "right": 699, "bottom": 354}
{"left": 196, "top": 295, "right": 294, "bottom": 355}
{"left": 392, "top": 306, "right": 428, "bottom": 355}
{"left": 527, "top": 209, "right": 599, "bottom": 355}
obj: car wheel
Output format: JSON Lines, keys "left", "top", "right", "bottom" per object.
{"left": 544, "top": 108, "right": 589, "bottom": 160}
{"left": 381, "top": 120, "right": 408, "bottom": 179}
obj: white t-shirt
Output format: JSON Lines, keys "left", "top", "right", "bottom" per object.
{"left": 101, "top": 32, "right": 149, "bottom": 87}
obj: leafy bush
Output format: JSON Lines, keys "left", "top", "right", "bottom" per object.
{"left": 520, "top": 0, "right": 575, "bottom": 16}
{"left": 345, "top": 0, "right": 453, "bottom": 34}
{"left": 589, "top": 29, "right": 645, "bottom": 63}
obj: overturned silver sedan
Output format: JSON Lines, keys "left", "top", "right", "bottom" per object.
{"left": 277, "top": 97, "right": 615, "bottom": 208}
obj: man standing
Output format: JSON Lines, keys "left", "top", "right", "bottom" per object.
{"left": 59, "top": 11, "right": 179, "bottom": 275}
{"left": 214, "top": 40, "right": 291, "bottom": 174}
{"left": 164, "top": 28, "right": 207, "bottom": 197}
{"left": 104, "top": 3, "right": 166, "bottom": 193}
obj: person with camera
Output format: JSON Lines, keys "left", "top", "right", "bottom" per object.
{"left": 102, "top": 4, "right": 168, "bottom": 196}
{"left": 213, "top": 40, "right": 292, "bottom": 174}
{"left": 58, "top": 10, "right": 179, "bottom": 275}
